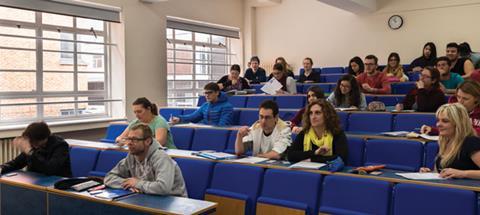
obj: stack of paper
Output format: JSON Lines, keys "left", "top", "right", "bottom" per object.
{"left": 194, "top": 152, "right": 237, "bottom": 160}
{"left": 231, "top": 157, "right": 269, "bottom": 164}
{"left": 395, "top": 172, "right": 445, "bottom": 180}
{"left": 261, "top": 78, "right": 283, "bottom": 95}
{"left": 381, "top": 131, "right": 410, "bottom": 137}
{"left": 289, "top": 161, "right": 326, "bottom": 169}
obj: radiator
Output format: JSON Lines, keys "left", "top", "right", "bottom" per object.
{"left": 0, "top": 138, "right": 21, "bottom": 164}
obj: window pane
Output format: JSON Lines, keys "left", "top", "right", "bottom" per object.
{"left": 167, "top": 28, "right": 173, "bottom": 39}
{"left": 0, "top": 7, "right": 35, "bottom": 23}
{"left": 196, "top": 52, "right": 211, "bottom": 64}
{"left": 0, "top": 49, "right": 36, "bottom": 70}
{"left": 212, "top": 35, "right": 226, "bottom": 45}
{"left": 212, "top": 65, "right": 227, "bottom": 80}
{"left": 0, "top": 36, "right": 35, "bottom": 49}
{"left": 167, "top": 63, "right": 174, "bottom": 80}
{"left": 43, "top": 72, "right": 74, "bottom": 91}
{"left": 0, "top": 98, "right": 37, "bottom": 120}
{"left": 175, "top": 50, "right": 193, "bottom": 63}
{"left": 175, "top": 43, "right": 192, "bottom": 51}
{"left": 212, "top": 53, "right": 226, "bottom": 64}
{"left": 0, "top": 72, "right": 36, "bottom": 92}
{"left": 78, "top": 42, "right": 104, "bottom": 54}
{"left": 42, "top": 13, "right": 73, "bottom": 27}
{"left": 173, "top": 81, "right": 194, "bottom": 90}
{"left": 76, "top": 18, "right": 104, "bottom": 31}
{"left": 77, "top": 34, "right": 104, "bottom": 43}
{"left": 79, "top": 96, "right": 106, "bottom": 115}
{"left": 43, "top": 40, "right": 74, "bottom": 52}
{"left": 195, "top": 33, "right": 210, "bottom": 43}
{"left": 175, "top": 64, "right": 193, "bottom": 80}
{"left": 43, "top": 51, "right": 74, "bottom": 71}
{"left": 78, "top": 54, "right": 105, "bottom": 72}
{"left": 43, "top": 31, "right": 74, "bottom": 40}
{"left": 0, "top": 26, "right": 35, "bottom": 37}
{"left": 175, "top": 30, "right": 192, "bottom": 41}
{"left": 78, "top": 73, "right": 104, "bottom": 91}
{"left": 43, "top": 97, "right": 75, "bottom": 117}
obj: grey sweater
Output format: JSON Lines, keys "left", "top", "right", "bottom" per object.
{"left": 104, "top": 141, "right": 187, "bottom": 197}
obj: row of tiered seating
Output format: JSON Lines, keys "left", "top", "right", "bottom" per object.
{"left": 67, "top": 145, "right": 474, "bottom": 215}
{"left": 98, "top": 123, "right": 439, "bottom": 170}
{"left": 169, "top": 127, "right": 439, "bottom": 170}
{"left": 198, "top": 92, "right": 421, "bottom": 108}
{"left": 158, "top": 108, "right": 436, "bottom": 132}
{"left": 249, "top": 81, "right": 417, "bottom": 94}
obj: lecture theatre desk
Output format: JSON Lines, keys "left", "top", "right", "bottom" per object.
{"left": 67, "top": 139, "right": 480, "bottom": 193}
{"left": 0, "top": 171, "right": 217, "bottom": 215}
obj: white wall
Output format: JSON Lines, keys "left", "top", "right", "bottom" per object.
{"left": 253, "top": 0, "right": 480, "bottom": 73}
{"left": 89, "top": 0, "right": 244, "bottom": 120}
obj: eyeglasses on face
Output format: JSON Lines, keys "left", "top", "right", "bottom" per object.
{"left": 122, "top": 137, "right": 146, "bottom": 143}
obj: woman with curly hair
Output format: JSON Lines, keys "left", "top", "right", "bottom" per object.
{"left": 287, "top": 100, "right": 348, "bottom": 163}
{"left": 327, "top": 74, "right": 367, "bottom": 110}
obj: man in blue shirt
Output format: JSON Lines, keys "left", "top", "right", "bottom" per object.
{"left": 170, "top": 82, "right": 233, "bottom": 126}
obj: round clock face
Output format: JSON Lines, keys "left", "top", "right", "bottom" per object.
{"left": 388, "top": 15, "right": 403, "bottom": 30}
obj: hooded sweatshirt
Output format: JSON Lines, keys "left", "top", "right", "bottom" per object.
{"left": 104, "top": 140, "right": 187, "bottom": 197}
{"left": 178, "top": 92, "right": 233, "bottom": 126}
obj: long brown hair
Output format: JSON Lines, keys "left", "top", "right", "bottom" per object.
{"left": 302, "top": 100, "right": 341, "bottom": 135}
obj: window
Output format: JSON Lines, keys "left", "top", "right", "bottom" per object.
{"left": 0, "top": 7, "right": 117, "bottom": 125}
{"left": 167, "top": 28, "right": 239, "bottom": 107}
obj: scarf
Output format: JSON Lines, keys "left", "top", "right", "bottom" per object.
{"left": 303, "top": 128, "right": 333, "bottom": 156}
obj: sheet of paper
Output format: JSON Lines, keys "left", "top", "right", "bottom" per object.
{"left": 419, "top": 134, "right": 439, "bottom": 141}
{"left": 381, "top": 131, "right": 410, "bottom": 137}
{"left": 396, "top": 172, "right": 445, "bottom": 180}
{"left": 335, "top": 107, "right": 358, "bottom": 111}
{"left": 289, "top": 161, "right": 326, "bottom": 169}
{"left": 173, "top": 123, "right": 214, "bottom": 128}
{"left": 261, "top": 78, "right": 282, "bottom": 95}
{"left": 231, "top": 157, "right": 269, "bottom": 164}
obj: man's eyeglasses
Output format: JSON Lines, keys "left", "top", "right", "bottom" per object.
{"left": 122, "top": 137, "right": 146, "bottom": 143}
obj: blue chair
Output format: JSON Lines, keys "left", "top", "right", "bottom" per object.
{"left": 364, "top": 139, "right": 424, "bottom": 171}
{"left": 197, "top": 96, "right": 206, "bottom": 106}
{"left": 299, "top": 68, "right": 322, "bottom": 76}
{"left": 224, "top": 130, "right": 238, "bottom": 154}
{"left": 321, "top": 67, "right": 344, "bottom": 74}
{"left": 279, "top": 110, "right": 297, "bottom": 122}
{"left": 324, "top": 74, "right": 343, "bottom": 83}
{"left": 182, "top": 108, "right": 197, "bottom": 115}
{"left": 407, "top": 71, "right": 420, "bottom": 81}
{"left": 391, "top": 82, "right": 416, "bottom": 94}
{"left": 336, "top": 111, "right": 349, "bottom": 130}
{"left": 229, "top": 96, "right": 248, "bottom": 108}
{"left": 402, "top": 64, "right": 410, "bottom": 72}
{"left": 190, "top": 128, "right": 230, "bottom": 152}
{"left": 100, "top": 124, "right": 128, "bottom": 143}
{"left": 170, "top": 127, "right": 195, "bottom": 150}
{"left": 393, "top": 183, "right": 477, "bottom": 215}
{"left": 348, "top": 113, "right": 392, "bottom": 132}
{"left": 69, "top": 147, "right": 100, "bottom": 177}
{"left": 175, "top": 158, "right": 215, "bottom": 200}
{"left": 424, "top": 141, "right": 439, "bottom": 169}
{"left": 246, "top": 96, "right": 274, "bottom": 108}
{"left": 251, "top": 84, "right": 263, "bottom": 94}
{"left": 320, "top": 175, "right": 392, "bottom": 215}
{"left": 238, "top": 110, "right": 258, "bottom": 126}
{"left": 231, "top": 109, "right": 241, "bottom": 125}
{"left": 393, "top": 113, "right": 436, "bottom": 131}
{"left": 365, "top": 95, "right": 404, "bottom": 106}
{"left": 205, "top": 163, "right": 264, "bottom": 215}
{"left": 256, "top": 169, "right": 322, "bottom": 215}
{"left": 346, "top": 136, "right": 365, "bottom": 167}
{"left": 159, "top": 108, "right": 183, "bottom": 121}
{"left": 275, "top": 95, "right": 305, "bottom": 109}
{"left": 89, "top": 150, "right": 128, "bottom": 177}
{"left": 296, "top": 84, "right": 303, "bottom": 94}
